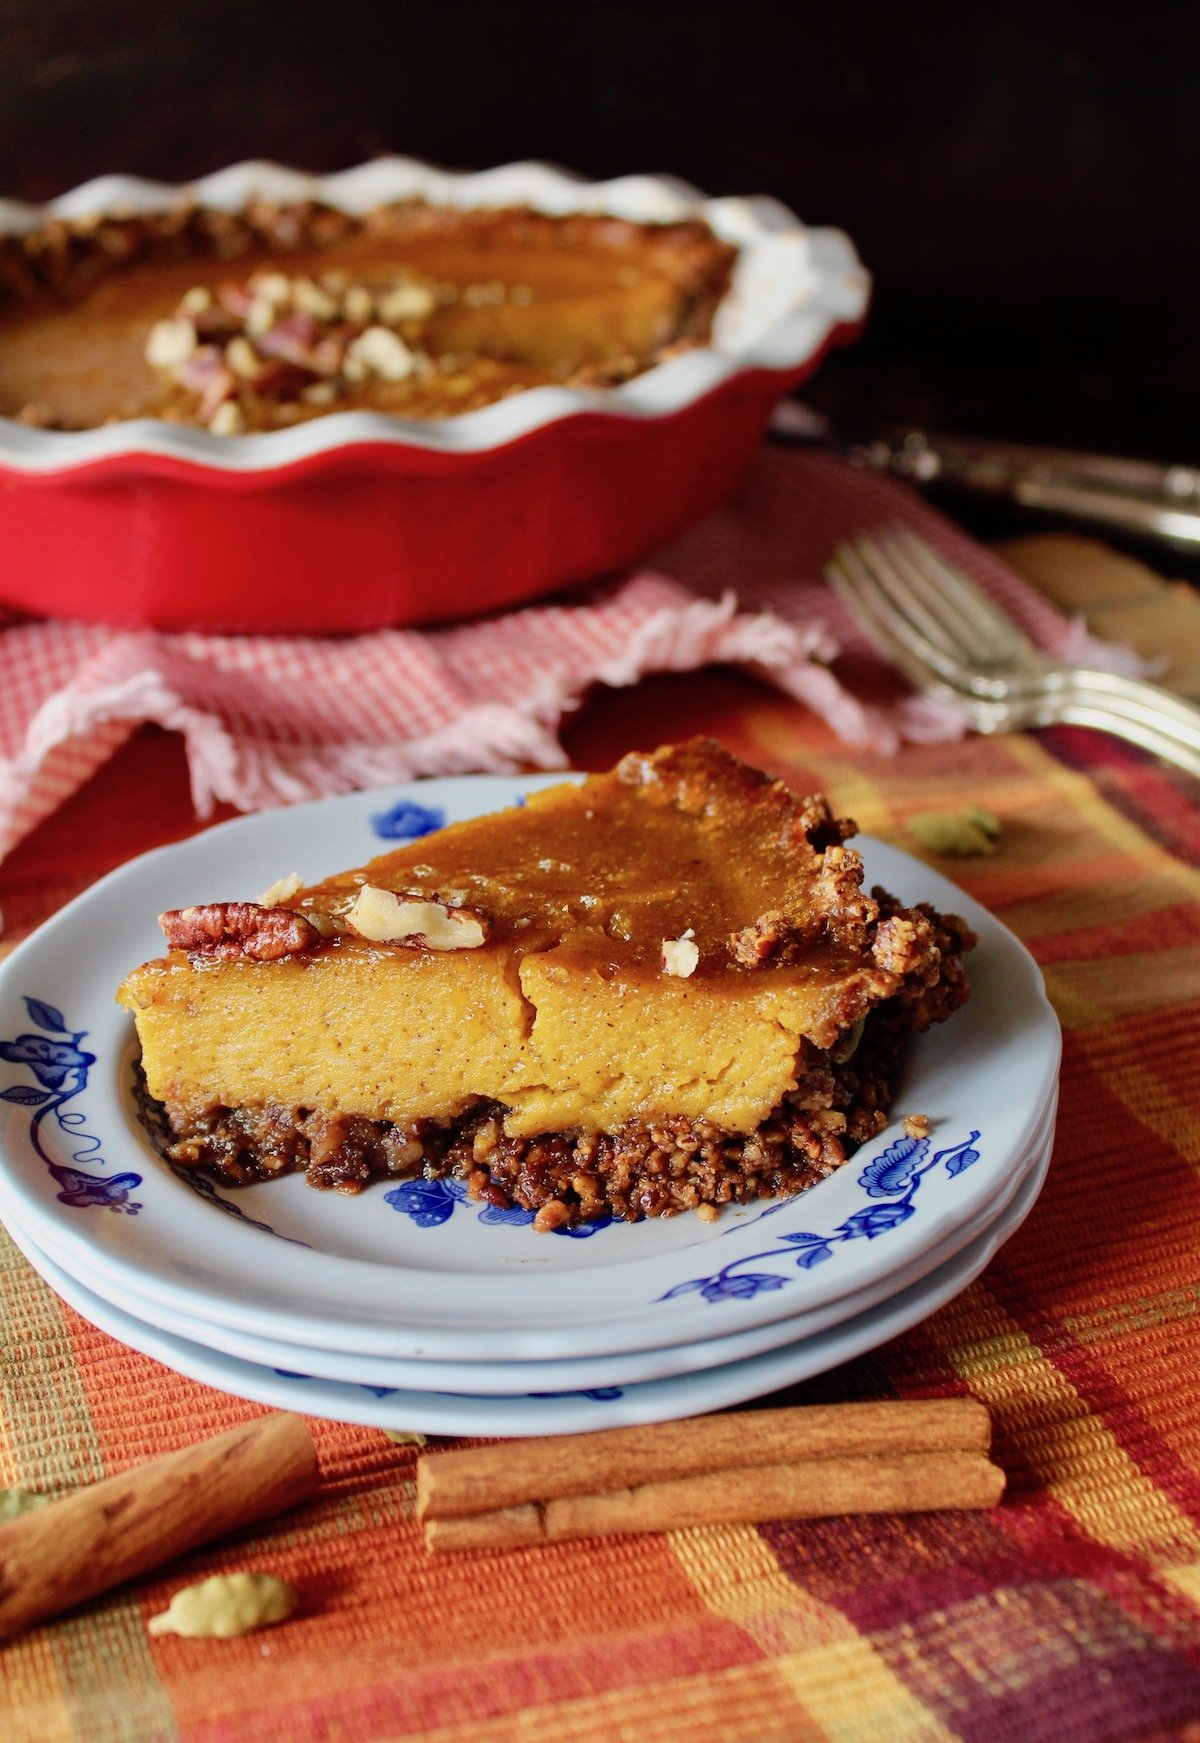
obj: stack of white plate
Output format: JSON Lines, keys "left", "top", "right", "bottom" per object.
{"left": 0, "top": 777, "right": 1060, "bottom": 1437}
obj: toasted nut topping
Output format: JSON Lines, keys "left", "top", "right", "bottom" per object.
{"left": 533, "top": 1199, "right": 570, "bottom": 1232}
{"left": 342, "top": 284, "right": 375, "bottom": 323}
{"left": 472, "top": 1119, "right": 499, "bottom": 1160}
{"left": 661, "top": 930, "right": 699, "bottom": 978}
{"left": 246, "top": 296, "right": 276, "bottom": 336}
{"left": 257, "top": 872, "right": 304, "bottom": 908}
{"left": 145, "top": 317, "right": 197, "bottom": 368}
{"left": 347, "top": 325, "right": 416, "bottom": 381}
{"left": 290, "top": 276, "right": 338, "bottom": 320}
{"left": 209, "top": 399, "right": 245, "bottom": 435}
{"left": 225, "top": 336, "right": 261, "bottom": 379}
{"left": 148, "top": 262, "right": 435, "bottom": 428}
{"left": 377, "top": 281, "right": 437, "bottom": 322}
{"left": 345, "top": 885, "right": 488, "bottom": 949}
{"left": 729, "top": 907, "right": 823, "bottom": 967}
{"left": 464, "top": 281, "right": 505, "bottom": 307}
{"left": 159, "top": 902, "right": 319, "bottom": 961}
{"left": 254, "top": 271, "right": 291, "bottom": 305}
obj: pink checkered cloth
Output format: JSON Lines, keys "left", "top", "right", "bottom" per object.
{"left": 0, "top": 447, "right": 1135, "bottom": 866}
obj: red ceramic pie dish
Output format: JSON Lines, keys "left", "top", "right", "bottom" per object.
{"left": 0, "top": 159, "right": 869, "bottom": 635}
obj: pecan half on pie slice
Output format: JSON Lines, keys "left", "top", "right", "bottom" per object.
{"left": 0, "top": 201, "right": 736, "bottom": 432}
{"left": 117, "top": 741, "right": 975, "bottom": 1227}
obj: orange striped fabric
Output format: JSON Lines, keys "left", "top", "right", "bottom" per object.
{"left": 1, "top": 698, "right": 1199, "bottom": 1743}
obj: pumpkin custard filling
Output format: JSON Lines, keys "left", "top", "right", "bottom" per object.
{"left": 117, "top": 741, "right": 975, "bottom": 1227}
{"left": 0, "top": 200, "right": 736, "bottom": 432}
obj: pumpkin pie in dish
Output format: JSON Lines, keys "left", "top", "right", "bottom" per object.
{"left": 0, "top": 200, "right": 735, "bottom": 433}
{"left": 117, "top": 741, "right": 974, "bottom": 1228}
{"left": 0, "top": 159, "right": 868, "bottom": 635}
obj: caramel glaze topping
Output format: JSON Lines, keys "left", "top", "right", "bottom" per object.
{"left": 294, "top": 740, "right": 881, "bottom": 995}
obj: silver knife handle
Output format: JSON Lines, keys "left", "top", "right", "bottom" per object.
{"left": 1007, "top": 478, "right": 1200, "bottom": 550}
{"left": 881, "top": 432, "right": 1200, "bottom": 551}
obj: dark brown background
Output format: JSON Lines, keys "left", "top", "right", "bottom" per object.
{"left": 1, "top": 0, "right": 1196, "bottom": 465}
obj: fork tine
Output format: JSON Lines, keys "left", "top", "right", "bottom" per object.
{"left": 889, "top": 528, "right": 1034, "bottom": 662}
{"left": 850, "top": 535, "right": 968, "bottom": 663}
{"left": 825, "top": 546, "right": 957, "bottom": 694}
{"left": 838, "top": 534, "right": 1001, "bottom": 691}
{"left": 829, "top": 527, "right": 1200, "bottom": 775}
{"left": 824, "top": 550, "right": 904, "bottom": 658}
{"left": 874, "top": 533, "right": 1000, "bottom": 667}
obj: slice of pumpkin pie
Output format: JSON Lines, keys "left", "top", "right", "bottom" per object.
{"left": 117, "top": 740, "right": 974, "bottom": 1226}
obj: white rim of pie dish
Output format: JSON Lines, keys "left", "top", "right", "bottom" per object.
{"left": 3, "top": 1141, "right": 1050, "bottom": 1436}
{"left": 0, "top": 774, "right": 1061, "bottom": 1363}
{"left": 0, "top": 156, "right": 870, "bottom": 474}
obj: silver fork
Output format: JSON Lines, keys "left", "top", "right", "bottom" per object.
{"left": 825, "top": 527, "right": 1200, "bottom": 778}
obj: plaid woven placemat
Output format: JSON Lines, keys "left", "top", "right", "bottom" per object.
{"left": 2, "top": 577, "right": 1200, "bottom": 1740}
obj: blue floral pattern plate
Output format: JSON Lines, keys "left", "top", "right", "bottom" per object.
{"left": 25, "top": 1092, "right": 1054, "bottom": 1397}
{"left": 4, "top": 1143, "right": 1050, "bottom": 1437}
{"left": 0, "top": 775, "right": 1060, "bottom": 1366}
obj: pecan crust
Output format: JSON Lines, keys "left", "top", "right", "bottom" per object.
{"left": 159, "top": 902, "right": 319, "bottom": 963}
{"left": 729, "top": 846, "right": 880, "bottom": 967}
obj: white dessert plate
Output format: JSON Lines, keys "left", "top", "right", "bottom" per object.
{"left": 0, "top": 775, "right": 1060, "bottom": 1362}
{"left": 17, "top": 1093, "right": 1055, "bottom": 1395}
{"left": 5, "top": 1144, "right": 1049, "bottom": 1436}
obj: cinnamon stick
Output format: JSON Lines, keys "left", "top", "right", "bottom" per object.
{"left": 416, "top": 1398, "right": 991, "bottom": 1522}
{"left": 425, "top": 1450, "right": 1005, "bottom": 1553}
{"left": 0, "top": 1412, "right": 318, "bottom": 1640}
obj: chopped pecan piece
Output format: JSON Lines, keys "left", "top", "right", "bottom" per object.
{"left": 661, "top": 930, "right": 699, "bottom": 977}
{"left": 729, "top": 908, "right": 791, "bottom": 966}
{"left": 345, "top": 886, "right": 488, "bottom": 950}
{"left": 729, "top": 905, "right": 835, "bottom": 966}
{"left": 144, "top": 262, "right": 438, "bottom": 430}
{"left": 870, "top": 910, "right": 938, "bottom": 980}
{"left": 159, "top": 902, "right": 320, "bottom": 962}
